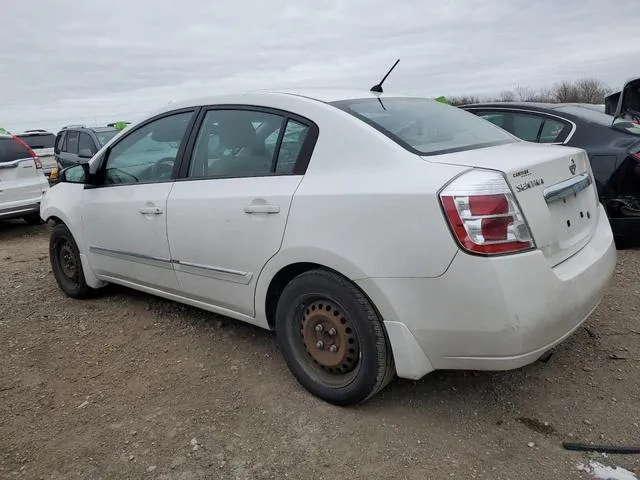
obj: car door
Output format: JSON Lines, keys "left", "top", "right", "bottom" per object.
{"left": 166, "top": 107, "right": 318, "bottom": 316}
{"left": 81, "top": 109, "right": 196, "bottom": 291}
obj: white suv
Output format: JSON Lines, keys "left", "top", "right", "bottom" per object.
{"left": 41, "top": 89, "right": 617, "bottom": 405}
{"left": 0, "top": 133, "right": 49, "bottom": 224}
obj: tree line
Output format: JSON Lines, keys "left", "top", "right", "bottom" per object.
{"left": 446, "top": 78, "right": 612, "bottom": 106}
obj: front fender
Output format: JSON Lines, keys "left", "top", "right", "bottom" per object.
{"left": 40, "top": 184, "right": 105, "bottom": 289}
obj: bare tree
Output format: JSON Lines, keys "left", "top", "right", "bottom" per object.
{"left": 498, "top": 90, "right": 515, "bottom": 102}
{"left": 574, "top": 78, "right": 610, "bottom": 103}
{"left": 446, "top": 95, "right": 482, "bottom": 106}
{"left": 446, "top": 77, "right": 612, "bottom": 106}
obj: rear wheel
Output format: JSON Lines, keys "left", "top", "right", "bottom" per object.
{"left": 49, "top": 223, "right": 94, "bottom": 298}
{"left": 23, "top": 213, "right": 44, "bottom": 225}
{"left": 275, "top": 269, "right": 395, "bottom": 406}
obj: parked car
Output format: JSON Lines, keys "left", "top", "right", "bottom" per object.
{"left": 15, "top": 129, "right": 58, "bottom": 180}
{"left": 54, "top": 125, "right": 120, "bottom": 169}
{"left": 41, "top": 89, "right": 616, "bottom": 405}
{"left": 605, "top": 76, "right": 640, "bottom": 122}
{"left": 0, "top": 133, "right": 49, "bottom": 224}
{"left": 460, "top": 102, "right": 640, "bottom": 247}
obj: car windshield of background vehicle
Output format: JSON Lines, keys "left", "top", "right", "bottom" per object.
{"left": 331, "top": 97, "right": 516, "bottom": 155}
{"left": 95, "top": 129, "right": 118, "bottom": 146}
{"left": 17, "top": 134, "right": 55, "bottom": 149}
{"left": 555, "top": 105, "right": 640, "bottom": 136}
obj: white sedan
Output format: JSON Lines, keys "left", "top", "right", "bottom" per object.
{"left": 41, "top": 89, "right": 617, "bottom": 405}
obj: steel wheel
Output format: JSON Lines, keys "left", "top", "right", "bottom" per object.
{"left": 57, "top": 240, "right": 80, "bottom": 285}
{"left": 297, "top": 299, "right": 361, "bottom": 387}
{"left": 276, "top": 269, "right": 395, "bottom": 405}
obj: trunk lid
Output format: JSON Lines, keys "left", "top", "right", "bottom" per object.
{"left": 426, "top": 142, "right": 600, "bottom": 266}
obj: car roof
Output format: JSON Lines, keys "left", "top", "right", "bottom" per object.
{"left": 154, "top": 88, "right": 422, "bottom": 115}
{"left": 459, "top": 102, "right": 604, "bottom": 111}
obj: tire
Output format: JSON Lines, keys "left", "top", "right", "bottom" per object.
{"left": 275, "top": 269, "right": 395, "bottom": 406}
{"left": 23, "top": 213, "right": 44, "bottom": 225}
{"left": 49, "top": 223, "right": 94, "bottom": 298}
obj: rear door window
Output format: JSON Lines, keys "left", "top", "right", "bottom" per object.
{"left": 477, "top": 111, "right": 570, "bottom": 143}
{"left": 0, "top": 138, "right": 31, "bottom": 163}
{"left": 78, "top": 132, "right": 96, "bottom": 154}
{"left": 66, "top": 131, "right": 79, "bottom": 154}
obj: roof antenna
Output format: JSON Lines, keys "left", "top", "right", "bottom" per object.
{"left": 370, "top": 59, "right": 400, "bottom": 94}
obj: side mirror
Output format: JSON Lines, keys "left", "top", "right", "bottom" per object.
{"left": 78, "top": 148, "right": 94, "bottom": 159}
{"left": 59, "top": 163, "right": 90, "bottom": 184}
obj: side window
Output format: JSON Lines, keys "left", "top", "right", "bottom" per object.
{"left": 188, "top": 109, "right": 284, "bottom": 178}
{"left": 66, "top": 131, "right": 79, "bottom": 154}
{"left": 103, "top": 111, "right": 193, "bottom": 185}
{"left": 78, "top": 132, "right": 96, "bottom": 155}
{"left": 538, "top": 118, "right": 569, "bottom": 143}
{"left": 478, "top": 112, "right": 506, "bottom": 129}
{"left": 479, "top": 112, "right": 544, "bottom": 142}
{"left": 54, "top": 131, "right": 66, "bottom": 153}
{"left": 508, "top": 114, "right": 544, "bottom": 142}
{"left": 275, "top": 120, "right": 310, "bottom": 174}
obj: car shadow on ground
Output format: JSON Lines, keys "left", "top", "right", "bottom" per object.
{"left": 90, "top": 281, "right": 564, "bottom": 416}
{"left": 0, "top": 219, "right": 47, "bottom": 241}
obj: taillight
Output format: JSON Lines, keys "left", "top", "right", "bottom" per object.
{"left": 12, "top": 136, "right": 41, "bottom": 168}
{"left": 439, "top": 169, "right": 535, "bottom": 255}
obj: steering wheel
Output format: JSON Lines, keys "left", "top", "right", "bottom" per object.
{"left": 149, "top": 157, "right": 175, "bottom": 179}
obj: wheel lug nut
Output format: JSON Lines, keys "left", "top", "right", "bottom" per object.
{"left": 329, "top": 345, "right": 337, "bottom": 353}
{"left": 315, "top": 341, "right": 324, "bottom": 349}
{"left": 328, "top": 328, "right": 337, "bottom": 336}
{"left": 315, "top": 324, "right": 323, "bottom": 332}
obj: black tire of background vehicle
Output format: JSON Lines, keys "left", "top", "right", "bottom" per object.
{"left": 49, "top": 223, "right": 94, "bottom": 298}
{"left": 275, "top": 269, "right": 395, "bottom": 406}
{"left": 23, "top": 213, "right": 44, "bottom": 225}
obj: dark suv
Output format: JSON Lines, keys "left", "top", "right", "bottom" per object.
{"left": 54, "top": 125, "right": 121, "bottom": 169}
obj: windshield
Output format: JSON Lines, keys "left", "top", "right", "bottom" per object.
{"left": 331, "top": 97, "right": 516, "bottom": 155}
{"left": 554, "top": 105, "right": 640, "bottom": 136}
{"left": 94, "top": 129, "right": 118, "bottom": 146}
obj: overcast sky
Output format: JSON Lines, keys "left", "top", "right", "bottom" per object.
{"left": 1, "top": 0, "right": 639, "bottom": 132}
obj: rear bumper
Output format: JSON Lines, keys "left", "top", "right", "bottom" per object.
{"left": 357, "top": 204, "right": 617, "bottom": 378}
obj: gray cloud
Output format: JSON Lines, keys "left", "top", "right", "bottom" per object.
{"left": 1, "top": 0, "right": 639, "bottom": 132}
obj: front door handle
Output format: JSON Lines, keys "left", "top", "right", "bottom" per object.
{"left": 139, "top": 207, "right": 163, "bottom": 215}
{"left": 243, "top": 204, "right": 280, "bottom": 214}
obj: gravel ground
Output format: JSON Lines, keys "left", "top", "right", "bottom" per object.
{"left": 1, "top": 220, "right": 639, "bottom": 480}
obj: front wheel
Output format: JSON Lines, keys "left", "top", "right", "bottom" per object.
{"left": 49, "top": 223, "right": 94, "bottom": 298}
{"left": 275, "top": 269, "right": 395, "bottom": 406}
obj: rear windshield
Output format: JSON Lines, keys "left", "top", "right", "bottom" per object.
{"left": 94, "top": 129, "right": 118, "bottom": 146}
{"left": 331, "top": 97, "right": 517, "bottom": 155}
{"left": 17, "top": 133, "right": 55, "bottom": 149}
{"left": 0, "top": 137, "right": 31, "bottom": 163}
{"left": 555, "top": 105, "right": 640, "bottom": 136}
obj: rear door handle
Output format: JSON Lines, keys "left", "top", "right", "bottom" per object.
{"left": 243, "top": 204, "right": 280, "bottom": 214}
{"left": 139, "top": 207, "right": 163, "bottom": 215}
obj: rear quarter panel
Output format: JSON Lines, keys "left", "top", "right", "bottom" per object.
{"left": 255, "top": 100, "right": 466, "bottom": 298}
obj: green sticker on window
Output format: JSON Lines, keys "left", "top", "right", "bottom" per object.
{"left": 113, "top": 121, "right": 128, "bottom": 131}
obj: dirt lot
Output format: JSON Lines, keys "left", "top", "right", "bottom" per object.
{"left": 1, "top": 220, "right": 639, "bottom": 480}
